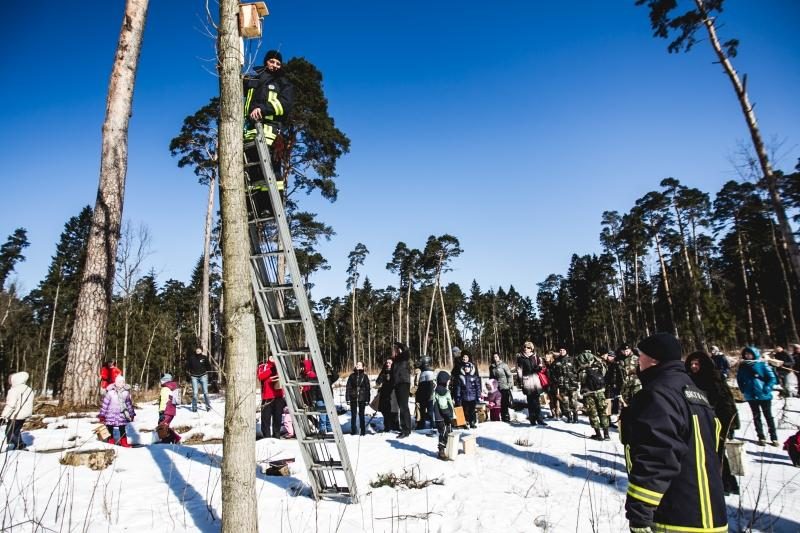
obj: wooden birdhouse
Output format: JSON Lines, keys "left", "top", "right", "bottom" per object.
{"left": 239, "top": 2, "right": 269, "bottom": 39}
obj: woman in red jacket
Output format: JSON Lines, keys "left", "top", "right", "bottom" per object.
{"left": 258, "top": 355, "right": 285, "bottom": 439}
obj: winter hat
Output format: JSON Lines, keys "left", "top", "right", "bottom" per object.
{"left": 436, "top": 371, "right": 450, "bottom": 386}
{"left": 160, "top": 373, "right": 173, "bottom": 384}
{"left": 637, "top": 333, "right": 682, "bottom": 362}
{"left": 461, "top": 361, "right": 475, "bottom": 375}
{"left": 452, "top": 346, "right": 461, "bottom": 355}
{"left": 114, "top": 375, "right": 125, "bottom": 387}
{"left": 264, "top": 49, "right": 283, "bottom": 64}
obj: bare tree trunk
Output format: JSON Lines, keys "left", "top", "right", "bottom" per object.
{"left": 351, "top": 281, "right": 357, "bottom": 366}
{"left": 654, "top": 232, "right": 678, "bottom": 337}
{"left": 696, "top": 0, "right": 800, "bottom": 280}
{"left": 219, "top": 0, "right": 257, "bottom": 529}
{"left": 201, "top": 176, "right": 216, "bottom": 354}
{"left": 42, "top": 280, "right": 60, "bottom": 397}
{"left": 736, "top": 229, "right": 755, "bottom": 343}
{"left": 405, "top": 278, "right": 412, "bottom": 346}
{"left": 62, "top": 0, "right": 149, "bottom": 407}
{"left": 438, "top": 283, "right": 453, "bottom": 369}
{"left": 747, "top": 255, "right": 772, "bottom": 342}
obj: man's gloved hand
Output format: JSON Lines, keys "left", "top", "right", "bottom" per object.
{"left": 629, "top": 525, "right": 653, "bottom": 533}
{"left": 0, "top": 417, "right": 7, "bottom": 426}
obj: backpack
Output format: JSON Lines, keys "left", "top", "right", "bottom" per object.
{"left": 435, "top": 390, "right": 452, "bottom": 412}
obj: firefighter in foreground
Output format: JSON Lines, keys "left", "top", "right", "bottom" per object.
{"left": 621, "top": 333, "right": 727, "bottom": 533}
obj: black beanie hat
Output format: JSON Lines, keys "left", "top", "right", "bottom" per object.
{"left": 265, "top": 50, "right": 283, "bottom": 64}
{"left": 637, "top": 333, "right": 682, "bottom": 362}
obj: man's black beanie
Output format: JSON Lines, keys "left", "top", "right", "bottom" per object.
{"left": 637, "top": 333, "right": 683, "bottom": 362}
{"left": 265, "top": 50, "right": 283, "bottom": 64}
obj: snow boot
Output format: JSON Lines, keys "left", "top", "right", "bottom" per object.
{"left": 106, "top": 437, "right": 116, "bottom": 445}
{"left": 603, "top": 428, "right": 611, "bottom": 441}
{"left": 590, "top": 428, "right": 603, "bottom": 441}
{"left": 118, "top": 437, "right": 132, "bottom": 448}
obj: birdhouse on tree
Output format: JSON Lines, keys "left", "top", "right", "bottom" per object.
{"left": 239, "top": 2, "right": 269, "bottom": 39}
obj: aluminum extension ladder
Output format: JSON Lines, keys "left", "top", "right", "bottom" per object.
{"left": 244, "top": 122, "right": 358, "bottom": 502}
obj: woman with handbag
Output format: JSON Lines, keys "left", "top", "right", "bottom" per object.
{"left": 98, "top": 375, "right": 136, "bottom": 447}
{"left": 517, "top": 341, "right": 546, "bottom": 426}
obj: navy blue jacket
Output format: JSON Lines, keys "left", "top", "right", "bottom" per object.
{"left": 621, "top": 360, "right": 727, "bottom": 531}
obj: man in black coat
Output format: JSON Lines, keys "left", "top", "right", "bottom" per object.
{"left": 391, "top": 342, "right": 413, "bottom": 438}
{"left": 186, "top": 347, "right": 212, "bottom": 412}
{"left": 621, "top": 333, "right": 727, "bottom": 533}
{"left": 345, "top": 361, "right": 371, "bottom": 436}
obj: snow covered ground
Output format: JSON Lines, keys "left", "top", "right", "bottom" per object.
{"left": 1, "top": 386, "right": 799, "bottom": 532}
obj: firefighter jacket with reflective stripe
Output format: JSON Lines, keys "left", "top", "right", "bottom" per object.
{"left": 620, "top": 360, "right": 727, "bottom": 532}
{"left": 243, "top": 67, "right": 294, "bottom": 143}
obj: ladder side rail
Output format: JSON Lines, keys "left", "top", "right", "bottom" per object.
{"left": 252, "top": 123, "right": 359, "bottom": 501}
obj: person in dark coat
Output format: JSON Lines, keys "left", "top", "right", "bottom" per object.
{"left": 621, "top": 333, "right": 727, "bottom": 533}
{"left": 685, "top": 351, "right": 740, "bottom": 495}
{"left": 736, "top": 346, "right": 778, "bottom": 446}
{"left": 346, "top": 361, "right": 371, "bottom": 436}
{"left": 186, "top": 347, "right": 212, "bottom": 412}
{"left": 772, "top": 346, "right": 796, "bottom": 397}
{"left": 710, "top": 345, "right": 730, "bottom": 379}
{"left": 489, "top": 352, "right": 514, "bottom": 422}
{"left": 376, "top": 358, "right": 398, "bottom": 432}
{"left": 517, "top": 341, "right": 546, "bottom": 426}
{"left": 391, "top": 342, "right": 413, "bottom": 438}
{"left": 550, "top": 348, "right": 579, "bottom": 423}
{"left": 605, "top": 351, "right": 625, "bottom": 420}
{"left": 454, "top": 353, "right": 482, "bottom": 429}
{"left": 415, "top": 355, "right": 436, "bottom": 429}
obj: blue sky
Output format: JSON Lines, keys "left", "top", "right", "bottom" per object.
{"left": 1, "top": 1, "right": 799, "bottom": 301}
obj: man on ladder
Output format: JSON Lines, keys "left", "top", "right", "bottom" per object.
{"left": 243, "top": 50, "right": 294, "bottom": 217}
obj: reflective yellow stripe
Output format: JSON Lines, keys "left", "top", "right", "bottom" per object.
{"left": 627, "top": 482, "right": 663, "bottom": 506}
{"left": 714, "top": 417, "right": 721, "bottom": 449}
{"left": 653, "top": 523, "right": 728, "bottom": 532}
{"left": 625, "top": 445, "right": 632, "bottom": 473}
{"left": 268, "top": 90, "right": 284, "bottom": 116}
{"left": 244, "top": 88, "right": 254, "bottom": 117}
{"left": 692, "top": 415, "right": 713, "bottom": 529}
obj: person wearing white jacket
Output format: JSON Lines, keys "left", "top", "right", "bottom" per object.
{"left": 1, "top": 372, "right": 34, "bottom": 450}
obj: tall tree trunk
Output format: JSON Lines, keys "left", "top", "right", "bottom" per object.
{"left": 696, "top": 0, "right": 800, "bottom": 280}
{"left": 218, "top": 0, "right": 258, "bottom": 529}
{"left": 438, "top": 283, "right": 453, "bottom": 368}
{"left": 769, "top": 218, "right": 799, "bottom": 342}
{"left": 405, "top": 277, "right": 413, "bottom": 346}
{"left": 673, "top": 201, "right": 707, "bottom": 349}
{"left": 42, "top": 280, "right": 60, "bottom": 397}
{"left": 201, "top": 176, "right": 216, "bottom": 354}
{"left": 654, "top": 232, "right": 678, "bottom": 336}
{"left": 351, "top": 282, "right": 357, "bottom": 366}
{"left": 62, "top": 0, "right": 149, "bottom": 407}
{"left": 122, "top": 303, "right": 130, "bottom": 377}
{"left": 736, "top": 228, "right": 755, "bottom": 343}
{"left": 746, "top": 255, "right": 772, "bottom": 342}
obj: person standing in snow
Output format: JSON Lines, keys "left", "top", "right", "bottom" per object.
{"left": 550, "top": 348, "right": 579, "bottom": 423}
{"left": 98, "top": 375, "right": 136, "bottom": 447}
{"left": 710, "top": 345, "right": 730, "bottom": 379}
{"left": 1, "top": 372, "right": 34, "bottom": 450}
{"left": 484, "top": 379, "right": 502, "bottom": 421}
{"left": 736, "top": 346, "right": 779, "bottom": 446}
{"left": 258, "top": 355, "right": 285, "bottom": 439}
{"left": 186, "top": 347, "right": 212, "bottom": 412}
{"left": 621, "top": 333, "right": 727, "bottom": 533}
{"left": 391, "top": 342, "right": 413, "bottom": 438}
{"left": 454, "top": 352, "right": 482, "bottom": 428}
{"left": 489, "top": 352, "right": 513, "bottom": 422}
{"left": 376, "top": 358, "right": 398, "bottom": 432}
{"left": 346, "top": 361, "right": 371, "bottom": 436}
{"left": 685, "top": 352, "right": 739, "bottom": 495}
{"left": 432, "top": 371, "right": 456, "bottom": 460}
{"left": 157, "top": 373, "right": 182, "bottom": 444}
{"left": 517, "top": 341, "right": 546, "bottom": 426}
{"left": 415, "top": 356, "right": 436, "bottom": 430}
{"left": 576, "top": 350, "right": 610, "bottom": 441}
{"left": 604, "top": 351, "right": 625, "bottom": 422}
{"left": 772, "top": 345, "right": 796, "bottom": 397}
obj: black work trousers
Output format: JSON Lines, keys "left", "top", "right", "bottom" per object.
{"left": 526, "top": 391, "right": 543, "bottom": 424}
{"left": 261, "top": 397, "right": 285, "bottom": 439}
{"left": 394, "top": 383, "right": 412, "bottom": 433}
{"left": 350, "top": 402, "right": 366, "bottom": 435}
{"left": 748, "top": 400, "right": 777, "bottom": 440}
{"left": 499, "top": 389, "right": 512, "bottom": 422}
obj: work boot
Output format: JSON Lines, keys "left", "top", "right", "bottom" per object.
{"left": 757, "top": 438, "right": 766, "bottom": 446}
{"left": 118, "top": 437, "right": 132, "bottom": 448}
{"left": 603, "top": 428, "right": 611, "bottom": 441}
{"left": 590, "top": 428, "right": 603, "bottom": 441}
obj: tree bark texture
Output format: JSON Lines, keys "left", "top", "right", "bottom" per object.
{"left": 62, "top": 0, "right": 149, "bottom": 407}
{"left": 218, "top": 0, "right": 258, "bottom": 530}
{"left": 697, "top": 0, "right": 800, "bottom": 281}
{"left": 201, "top": 176, "right": 215, "bottom": 354}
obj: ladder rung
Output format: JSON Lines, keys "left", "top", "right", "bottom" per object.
{"left": 300, "top": 433, "right": 336, "bottom": 444}
{"left": 318, "top": 487, "right": 351, "bottom": 496}
{"left": 283, "top": 379, "right": 319, "bottom": 388}
{"left": 251, "top": 251, "right": 286, "bottom": 259}
{"left": 248, "top": 214, "right": 275, "bottom": 224}
{"left": 267, "top": 318, "right": 303, "bottom": 326}
{"left": 311, "top": 461, "right": 343, "bottom": 471}
{"left": 276, "top": 350, "right": 311, "bottom": 357}
{"left": 294, "top": 408, "right": 327, "bottom": 417}
{"left": 257, "top": 284, "right": 293, "bottom": 293}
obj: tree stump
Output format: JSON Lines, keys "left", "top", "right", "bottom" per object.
{"left": 60, "top": 449, "right": 115, "bottom": 470}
